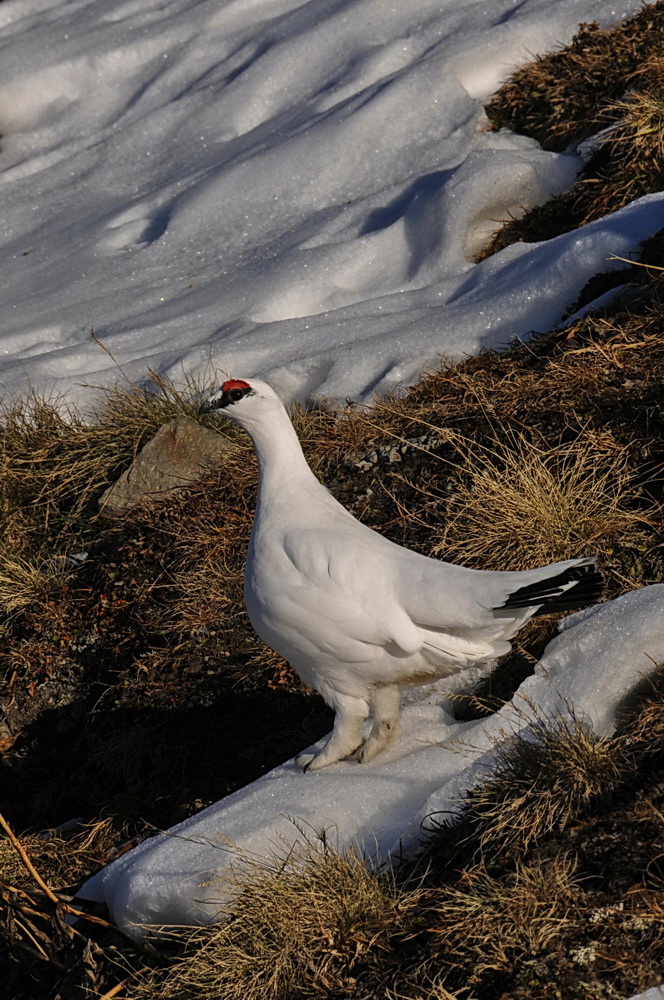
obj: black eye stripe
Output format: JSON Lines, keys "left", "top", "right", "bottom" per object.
{"left": 216, "top": 385, "right": 255, "bottom": 408}
{"left": 199, "top": 385, "right": 253, "bottom": 414}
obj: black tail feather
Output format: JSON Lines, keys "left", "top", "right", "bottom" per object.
{"left": 499, "top": 560, "right": 604, "bottom": 616}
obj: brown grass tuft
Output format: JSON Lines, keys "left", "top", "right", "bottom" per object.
{"left": 460, "top": 713, "right": 629, "bottom": 857}
{"left": 428, "top": 855, "right": 581, "bottom": 980}
{"left": 131, "top": 835, "right": 421, "bottom": 1000}
{"left": 434, "top": 430, "right": 650, "bottom": 572}
{"left": 0, "top": 553, "right": 77, "bottom": 614}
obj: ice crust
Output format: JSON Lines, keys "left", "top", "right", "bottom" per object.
{"left": 81, "top": 586, "right": 664, "bottom": 938}
{"left": 0, "top": 0, "right": 652, "bottom": 408}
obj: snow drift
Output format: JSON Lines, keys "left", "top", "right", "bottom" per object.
{"left": 0, "top": 0, "right": 655, "bottom": 407}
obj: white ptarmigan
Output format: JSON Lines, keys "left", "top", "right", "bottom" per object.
{"left": 200, "top": 378, "right": 603, "bottom": 771}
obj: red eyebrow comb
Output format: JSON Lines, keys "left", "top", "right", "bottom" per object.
{"left": 221, "top": 379, "right": 251, "bottom": 392}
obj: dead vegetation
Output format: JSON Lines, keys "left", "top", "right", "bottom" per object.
{"left": 2, "top": 8, "right": 664, "bottom": 999}
{"left": 131, "top": 833, "right": 422, "bottom": 1000}
{"left": 453, "top": 714, "right": 628, "bottom": 859}
{"left": 480, "top": 1, "right": 664, "bottom": 256}
{"left": 434, "top": 429, "right": 651, "bottom": 571}
{"left": 0, "top": 368, "right": 226, "bottom": 571}
{"left": 427, "top": 854, "right": 583, "bottom": 981}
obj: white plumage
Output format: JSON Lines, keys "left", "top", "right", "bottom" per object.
{"left": 201, "top": 378, "right": 603, "bottom": 770}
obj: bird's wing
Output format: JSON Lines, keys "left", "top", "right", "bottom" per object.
{"left": 278, "top": 525, "right": 595, "bottom": 666}
{"left": 279, "top": 528, "right": 423, "bottom": 656}
{"left": 390, "top": 543, "right": 507, "bottom": 628}
{"left": 281, "top": 509, "right": 507, "bottom": 632}
{"left": 280, "top": 524, "right": 509, "bottom": 653}
{"left": 395, "top": 546, "right": 598, "bottom": 631}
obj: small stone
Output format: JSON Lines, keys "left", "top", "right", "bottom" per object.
{"left": 99, "top": 417, "right": 229, "bottom": 515}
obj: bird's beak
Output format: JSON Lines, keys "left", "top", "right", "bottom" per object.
{"left": 198, "top": 398, "right": 220, "bottom": 415}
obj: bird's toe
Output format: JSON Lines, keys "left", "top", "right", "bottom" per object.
{"left": 358, "top": 727, "right": 397, "bottom": 763}
{"left": 295, "top": 753, "right": 316, "bottom": 771}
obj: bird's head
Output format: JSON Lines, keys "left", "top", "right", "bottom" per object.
{"left": 199, "top": 377, "right": 284, "bottom": 429}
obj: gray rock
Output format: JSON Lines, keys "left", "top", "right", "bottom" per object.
{"left": 99, "top": 417, "right": 228, "bottom": 514}
{"left": 353, "top": 432, "right": 444, "bottom": 471}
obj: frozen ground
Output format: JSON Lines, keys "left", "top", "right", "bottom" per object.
{"left": 82, "top": 585, "right": 664, "bottom": 937}
{"left": 0, "top": 0, "right": 658, "bottom": 407}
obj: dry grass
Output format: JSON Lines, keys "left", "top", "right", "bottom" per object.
{"left": 434, "top": 430, "right": 650, "bottom": 571}
{"left": 0, "top": 378, "right": 206, "bottom": 546}
{"left": 0, "top": 314, "right": 661, "bottom": 630}
{"left": 130, "top": 835, "right": 422, "bottom": 1000}
{"left": 422, "top": 849, "right": 664, "bottom": 996}
{"left": 607, "top": 88, "right": 664, "bottom": 165}
{"left": 412, "top": 693, "right": 664, "bottom": 996}
{"left": 0, "top": 372, "right": 228, "bottom": 617}
{"left": 0, "top": 817, "right": 120, "bottom": 892}
{"left": 480, "top": 2, "right": 664, "bottom": 256}
{"left": 484, "top": 2, "right": 664, "bottom": 151}
{"left": 0, "top": 553, "right": 77, "bottom": 614}
{"left": 459, "top": 714, "right": 629, "bottom": 857}
{"left": 618, "top": 667, "right": 664, "bottom": 760}
{"left": 428, "top": 855, "right": 581, "bottom": 980}
{"left": 136, "top": 475, "right": 251, "bottom": 636}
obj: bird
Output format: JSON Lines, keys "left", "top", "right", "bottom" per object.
{"left": 200, "top": 378, "right": 603, "bottom": 771}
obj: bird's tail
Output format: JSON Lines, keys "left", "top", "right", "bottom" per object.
{"left": 497, "top": 557, "right": 604, "bottom": 617}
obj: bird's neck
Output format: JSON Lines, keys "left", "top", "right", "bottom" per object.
{"left": 245, "top": 407, "right": 321, "bottom": 501}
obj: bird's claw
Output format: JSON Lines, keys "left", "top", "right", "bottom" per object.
{"left": 295, "top": 752, "right": 315, "bottom": 771}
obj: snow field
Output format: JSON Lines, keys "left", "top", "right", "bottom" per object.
{"left": 0, "top": 0, "right": 651, "bottom": 406}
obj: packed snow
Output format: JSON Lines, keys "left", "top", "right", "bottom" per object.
{"left": 0, "top": 0, "right": 658, "bottom": 408}
{"left": 81, "top": 585, "right": 664, "bottom": 936}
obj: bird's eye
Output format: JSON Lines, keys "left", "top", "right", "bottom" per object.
{"left": 229, "top": 388, "right": 245, "bottom": 402}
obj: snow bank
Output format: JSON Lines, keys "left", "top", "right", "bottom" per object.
{"left": 81, "top": 586, "right": 664, "bottom": 938}
{"left": 0, "top": 0, "right": 651, "bottom": 407}
{"left": 628, "top": 989, "right": 664, "bottom": 1000}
